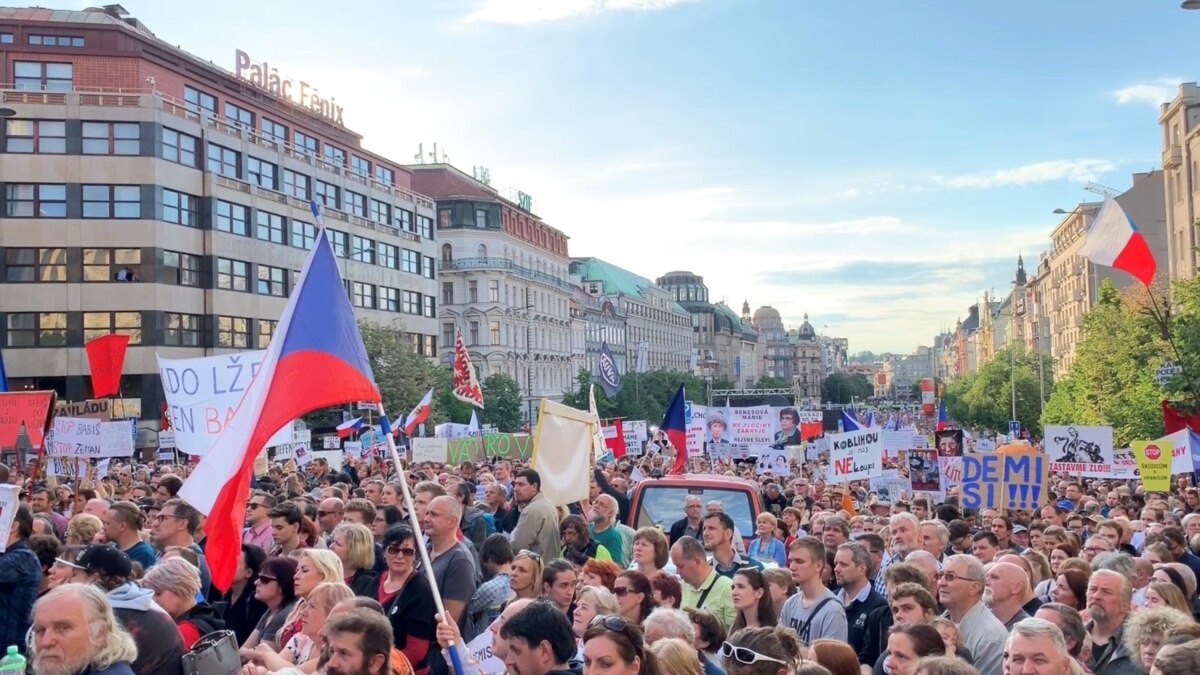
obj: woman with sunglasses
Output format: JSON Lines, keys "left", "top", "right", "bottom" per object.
{"left": 721, "top": 626, "right": 804, "bottom": 675}
{"left": 582, "top": 615, "right": 661, "bottom": 675}
{"left": 614, "top": 571, "right": 656, "bottom": 625}
{"left": 511, "top": 550, "right": 544, "bottom": 601}
{"left": 730, "top": 569, "right": 777, "bottom": 633}
{"left": 379, "top": 524, "right": 437, "bottom": 675}
{"left": 241, "top": 556, "right": 298, "bottom": 651}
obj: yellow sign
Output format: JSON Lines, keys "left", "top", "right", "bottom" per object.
{"left": 1132, "top": 439, "right": 1172, "bottom": 492}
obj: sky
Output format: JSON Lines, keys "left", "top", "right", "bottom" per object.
{"left": 122, "top": 0, "right": 1199, "bottom": 354}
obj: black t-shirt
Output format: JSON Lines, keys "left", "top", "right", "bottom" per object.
{"left": 386, "top": 573, "right": 437, "bottom": 672}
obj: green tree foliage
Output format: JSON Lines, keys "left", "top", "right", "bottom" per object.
{"left": 1163, "top": 275, "right": 1200, "bottom": 411}
{"left": 354, "top": 321, "right": 453, "bottom": 426}
{"left": 561, "top": 368, "right": 709, "bottom": 421}
{"left": 479, "top": 374, "right": 523, "bottom": 432}
{"left": 821, "top": 372, "right": 872, "bottom": 404}
{"left": 1040, "top": 280, "right": 1167, "bottom": 446}
{"left": 944, "top": 346, "right": 1053, "bottom": 437}
{"left": 756, "top": 375, "right": 791, "bottom": 389}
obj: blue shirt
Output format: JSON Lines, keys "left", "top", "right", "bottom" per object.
{"left": 747, "top": 537, "right": 786, "bottom": 566}
{"left": 123, "top": 540, "right": 157, "bottom": 572}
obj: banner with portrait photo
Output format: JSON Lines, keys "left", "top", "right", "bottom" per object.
{"left": 773, "top": 407, "right": 805, "bottom": 447}
{"left": 704, "top": 407, "right": 733, "bottom": 455}
{"left": 935, "top": 429, "right": 964, "bottom": 457}
{"left": 1045, "top": 425, "right": 1114, "bottom": 477}
{"left": 907, "top": 449, "right": 941, "bottom": 493}
{"left": 756, "top": 447, "right": 792, "bottom": 477}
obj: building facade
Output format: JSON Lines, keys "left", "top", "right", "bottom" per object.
{"left": 790, "top": 316, "right": 821, "bottom": 404}
{"left": 0, "top": 6, "right": 439, "bottom": 423}
{"left": 1159, "top": 83, "right": 1200, "bottom": 282}
{"left": 656, "top": 271, "right": 762, "bottom": 389}
{"left": 408, "top": 164, "right": 576, "bottom": 424}
{"left": 749, "top": 305, "right": 792, "bottom": 381}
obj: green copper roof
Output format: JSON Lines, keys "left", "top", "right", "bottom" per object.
{"left": 569, "top": 257, "right": 688, "bottom": 314}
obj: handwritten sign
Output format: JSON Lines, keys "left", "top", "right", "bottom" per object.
{"left": 827, "top": 429, "right": 883, "bottom": 482}
{"left": 622, "top": 421, "right": 647, "bottom": 456}
{"left": 0, "top": 390, "right": 55, "bottom": 449}
{"left": 0, "top": 484, "right": 17, "bottom": 553}
{"left": 411, "top": 437, "right": 448, "bottom": 463}
{"left": 446, "top": 433, "right": 534, "bottom": 464}
{"left": 157, "top": 352, "right": 291, "bottom": 456}
{"left": 464, "top": 629, "right": 505, "bottom": 675}
{"left": 961, "top": 451, "right": 1050, "bottom": 510}
{"left": 48, "top": 417, "right": 135, "bottom": 457}
{"left": 1133, "top": 439, "right": 1172, "bottom": 492}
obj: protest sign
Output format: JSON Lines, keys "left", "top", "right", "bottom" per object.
{"left": 274, "top": 444, "right": 295, "bottom": 460}
{"left": 756, "top": 447, "right": 791, "bottom": 476}
{"left": 435, "top": 423, "right": 473, "bottom": 439}
{"left": 935, "top": 430, "right": 964, "bottom": 457}
{"left": 0, "top": 484, "right": 17, "bottom": 553}
{"left": 1111, "top": 447, "right": 1139, "bottom": 479}
{"left": 961, "top": 450, "right": 1050, "bottom": 510}
{"left": 827, "top": 429, "right": 883, "bottom": 482}
{"left": 530, "top": 400, "right": 591, "bottom": 507}
{"left": 312, "top": 449, "right": 343, "bottom": 471}
{"left": 157, "top": 351, "right": 291, "bottom": 456}
{"left": 48, "top": 417, "right": 135, "bottom": 457}
{"left": 157, "top": 451, "right": 174, "bottom": 462}
{"left": 322, "top": 436, "right": 340, "bottom": 450}
{"left": 343, "top": 441, "right": 362, "bottom": 459}
{"left": 881, "top": 430, "right": 914, "bottom": 456}
{"left": 940, "top": 456, "right": 963, "bottom": 489}
{"left": 1158, "top": 429, "right": 1194, "bottom": 476}
{"left": 622, "top": 420, "right": 648, "bottom": 456}
{"left": 465, "top": 630, "right": 504, "bottom": 675}
{"left": 729, "top": 406, "right": 773, "bottom": 446}
{"left": 96, "top": 458, "right": 111, "bottom": 476}
{"left": 0, "top": 390, "right": 55, "bottom": 450}
{"left": 158, "top": 430, "right": 176, "bottom": 449}
{"left": 908, "top": 449, "right": 941, "bottom": 492}
{"left": 975, "top": 438, "right": 996, "bottom": 453}
{"left": 1132, "top": 440, "right": 1172, "bottom": 492}
{"left": 686, "top": 403, "right": 707, "bottom": 457}
{"left": 57, "top": 399, "right": 112, "bottom": 421}
{"left": 446, "top": 433, "right": 534, "bottom": 465}
{"left": 295, "top": 443, "right": 311, "bottom": 466}
{"left": 1045, "top": 425, "right": 1113, "bottom": 477}
{"left": 411, "top": 437, "right": 449, "bottom": 463}
{"left": 45, "top": 457, "right": 74, "bottom": 476}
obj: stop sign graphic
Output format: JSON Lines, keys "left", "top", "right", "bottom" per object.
{"left": 1145, "top": 444, "right": 1162, "bottom": 460}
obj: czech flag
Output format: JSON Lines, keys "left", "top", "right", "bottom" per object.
{"left": 404, "top": 388, "right": 433, "bottom": 436}
{"left": 661, "top": 384, "right": 687, "bottom": 475}
{"left": 1077, "top": 196, "right": 1156, "bottom": 286}
{"left": 841, "top": 409, "right": 860, "bottom": 432}
{"left": 179, "top": 202, "right": 380, "bottom": 591}
{"left": 336, "top": 416, "right": 363, "bottom": 438}
{"left": 936, "top": 399, "right": 949, "bottom": 432}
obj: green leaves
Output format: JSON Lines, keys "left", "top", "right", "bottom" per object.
{"left": 945, "top": 346, "right": 1053, "bottom": 438}
{"left": 821, "top": 372, "right": 872, "bottom": 404}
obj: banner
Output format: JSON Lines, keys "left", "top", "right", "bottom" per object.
{"left": 935, "top": 429, "right": 964, "bottom": 457}
{"left": 908, "top": 449, "right": 941, "bottom": 493}
{"left": 47, "top": 417, "right": 135, "bottom": 457}
{"left": 451, "top": 328, "right": 484, "bottom": 408}
{"left": 157, "top": 351, "right": 292, "bottom": 456}
{"left": 1111, "top": 447, "right": 1140, "bottom": 479}
{"left": 1132, "top": 439, "right": 1172, "bottom": 492}
{"left": 434, "top": 423, "right": 474, "bottom": 439}
{"left": 597, "top": 341, "right": 624, "bottom": 397}
{"left": 446, "top": 433, "right": 534, "bottom": 464}
{"left": 1045, "top": 425, "right": 1114, "bottom": 477}
{"left": 411, "top": 437, "right": 449, "bottom": 463}
{"left": 686, "top": 402, "right": 707, "bottom": 457}
{"left": 57, "top": 399, "right": 113, "bottom": 421}
{"left": 85, "top": 334, "right": 129, "bottom": 398}
{"left": 0, "top": 390, "right": 56, "bottom": 450}
{"left": 0, "top": 484, "right": 17, "bottom": 553}
{"left": 465, "top": 629, "right": 504, "bottom": 675}
{"left": 531, "top": 400, "right": 592, "bottom": 507}
{"left": 729, "top": 406, "right": 773, "bottom": 446}
{"left": 827, "top": 429, "right": 883, "bottom": 482}
{"left": 961, "top": 450, "right": 1050, "bottom": 510}
{"left": 623, "top": 420, "right": 647, "bottom": 456}
{"left": 756, "top": 447, "right": 791, "bottom": 476}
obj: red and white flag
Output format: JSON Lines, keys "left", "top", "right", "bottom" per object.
{"left": 452, "top": 328, "right": 484, "bottom": 408}
{"left": 404, "top": 388, "right": 433, "bottom": 436}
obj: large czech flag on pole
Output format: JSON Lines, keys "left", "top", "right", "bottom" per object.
{"left": 662, "top": 385, "right": 687, "bottom": 475}
{"left": 180, "top": 202, "right": 380, "bottom": 591}
{"left": 1076, "top": 196, "right": 1157, "bottom": 286}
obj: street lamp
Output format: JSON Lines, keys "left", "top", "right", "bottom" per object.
{"left": 520, "top": 300, "right": 536, "bottom": 430}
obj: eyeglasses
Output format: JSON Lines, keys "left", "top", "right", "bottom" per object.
{"left": 612, "top": 587, "right": 632, "bottom": 597}
{"left": 935, "top": 571, "right": 980, "bottom": 583}
{"left": 720, "top": 642, "right": 789, "bottom": 666}
{"left": 248, "top": 503, "right": 267, "bottom": 510}
{"left": 256, "top": 576, "right": 277, "bottom": 584}
{"left": 518, "top": 549, "right": 542, "bottom": 560}
{"left": 386, "top": 544, "right": 416, "bottom": 557}
{"left": 151, "top": 513, "right": 183, "bottom": 523}
{"left": 590, "top": 615, "right": 631, "bottom": 631}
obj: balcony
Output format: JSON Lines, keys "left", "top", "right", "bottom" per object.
{"left": 440, "top": 257, "right": 577, "bottom": 291}
{"left": 1164, "top": 143, "right": 1183, "bottom": 169}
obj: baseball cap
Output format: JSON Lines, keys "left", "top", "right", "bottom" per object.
{"left": 1013, "top": 524, "right": 1028, "bottom": 533}
{"left": 75, "top": 544, "right": 132, "bottom": 579}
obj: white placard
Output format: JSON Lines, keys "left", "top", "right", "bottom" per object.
{"left": 96, "top": 458, "right": 111, "bottom": 477}
{"left": 1045, "top": 425, "right": 1114, "bottom": 477}
{"left": 757, "top": 447, "right": 791, "bottom": 476}
{"left": 622, "top": 420, "right": 648, "bottom": 456}
{"left": 343, "top": 441, "right": 362, "bottom": 458}
{"left": 156, "top": 351, "right": 292, "bottom": 457}
{"left": 465, "top": 630, "right": 505, "bottom": 675}
{"left": 158, "top": 430, "right": 176, "bottom": 449}
{"left": 322, "top": 436, "right": 341, "bottom": 450}
{"left": 274, "top": 444, "right": 295, "bottom": 460}
{"left": 827, "top": 429, "right": 884, "bottom": 482}
{"left": 312, "top": 449, "right": 342, "bottom": 471}
{"left": 411, "top": 437, "right": 448, "bottom": 463}
{"left": 295, "top": 443, "right": 312, "bottom": 466}
{"left": 294, "top": 429, "right": 311, "bottom": 444}
{"left": 48, "top": 417, "right": 135, "bottom": 457}
{"left": 45, "top": 457, "right": 73, "bottom": 476}
{"left": 0, "top": 485, "right": 18, "bottom": 553}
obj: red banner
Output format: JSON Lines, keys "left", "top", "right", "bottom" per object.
{"left": 604, "top": 418, "right": 627, "bottom": 458}
{"left": 800, "top": 421, "right": 823, "bottom": 441}
{"left": 85, "top": 334, "right": 129, "bottom": 398}
{"left": 1162, "top": 399, "right": 1200, "bottom": 434}
{"left": 0, "top": 390, "right": 56, "bottom": 449}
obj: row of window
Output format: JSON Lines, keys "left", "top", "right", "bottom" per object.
{"left": 28, "top": 34, "right": 84, "bottom": 47}
{"left": 6, "top": 119, "right": 140, "bottom": 155}
{"left": 5, "top": 183, "right": 143, "bottom": 219}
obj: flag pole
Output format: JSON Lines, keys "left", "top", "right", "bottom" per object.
{"left": 377, "top": 400, "right": 466, "bottom": 675}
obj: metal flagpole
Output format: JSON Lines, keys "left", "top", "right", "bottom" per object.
{"left": 377, "top": 401, "right": 466, "bottom": 675}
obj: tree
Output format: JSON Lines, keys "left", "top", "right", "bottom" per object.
{"left": 562, "top": 368, "right": 708, "bottom": 421}
{"left": 944, "top": 346, "right": 1052, "bottom": 438}
{"left": 479, "top": 374, "right": 523, "bottom": 432}
{"left": 354, "top": 321, "right": 451, "bottom": 424}
{"left": 821, "top": 372, "right": 872, "bottom": 404}
{"left": 756, "top": 375, "right": 790, "bottom": 390}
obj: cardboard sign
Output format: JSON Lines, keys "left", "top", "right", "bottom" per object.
{"left": 961, "top": 451, "right": 1050, "bottom": 510}
{"left": 0, "top": 485, "right": 17, "bottom": 553}
{"left": 411, "top": 437, "right": 448, "bottom": 463}
{"left": 827, "top": 429, "right": 883, "bottom": 482}
{"left": 1045, "top": 425, "right": 1114, "bottom": 477}
{"left": 57, "top": 398, "right": 112, "bottom": 421}
{"left": 0, "top": 390, "right": 56, "bottom": 449}
{"left": 1132, "top": 440, "right": 1172, "bottom": 492}
{"left": 446, "top": 433, "right": 534, "bottom": 464}
{"left": 48, "top": 417, "right": 135, "bottom": 457}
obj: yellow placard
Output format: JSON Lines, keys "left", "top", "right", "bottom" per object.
{"left": 1132, "top": 439, "right": 1172, "bottom": 492}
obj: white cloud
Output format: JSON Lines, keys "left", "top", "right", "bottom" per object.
{"left": 464, "top": 0, "right": 698, "bottom": 25}
{"left": 931, "top": 159, "right": 1116, "bottom": 189}
{"left": 1113, "top": 77, "right": 1182, "bottom": 106}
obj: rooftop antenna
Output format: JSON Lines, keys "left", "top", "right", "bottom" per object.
{"left": 1084, "top": 182, "right": 1121, "bottom": 199}
{"left": 413, "top": 143, "right": 424, "bottom": 164}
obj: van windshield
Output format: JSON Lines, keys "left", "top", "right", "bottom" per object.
{"left": 635, "top": 485, "right": 755, "bottom": 539}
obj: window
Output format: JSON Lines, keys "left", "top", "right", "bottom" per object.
{"left": 216, "top": 201, "right": 249, "bottom": 236}
{"left": 350, "top": 155, "right": 370, "bottom": 176}
{"left": 400, "top": 249, "right": 420, "bottom": 274}
{"left": 257, "top": 264, "right": 287, "bottom": 297}
{"left": 424, "top": 335, "right": 436, "bottom": 357}
{"left": 163, "top": 313, "right": 201, "bottom": 347}
{"left": 351, "top": 236, "right": 375, "bottom": 264}
{"left": 163, "top": 250, "right": 200, "bottom": 287}
{"left": 283, "top": 170, "right": 310, "bottom": 199}
{"left": 323, "top": 144, "right": 345, "bottom": 167}
{"left": 370, "top": 199, "right": 390, "bottom": 225}
{"left": 207, "top": 143, "right": 239, "bottom": 177}
{"left": 469, "top": 321, "right": 479, "bottom": 345}
{"left": 346, "top": 190, "right": 366, "bottom": 217}
{"left": 82, "top": 122, "right": 139, "bottom": 155}
{"left": 216, "top": 258, "right": 250, "bottom": 291}
{"left": 83, "top": 311, "right": 141, "bottom": 344}
{"left": 328, "top": 230, "right": 348, "bottom": 257}
{"left": 422, "top": 256, "right": 435, "bottom": 280}
{"left": 490, "top": 321, "right": 501, "bottom": 345}
{"left": 261, "top": 118, "right": 288, "bottom": 144}
{"left": 28, "top": 34, "right": 83, "bottom": 47}
{"left": 6, "top": 119, "right": 65, "bottom": 153}
{"left": 6, "top": 183, "right": 66, "bottom": 217}
{"left": 315, "top": 180, "right": 339, "bottom": 209}
{"left": 255, "top": 211, "right": 285, "bottom": 244}
{"left": 442, "top": 323, "right": 456, "bottom": 348}
{"left": 224, "top": 102, "right": 254, "bottom": 130}
{"left": 291, "top": 220, "right": 316, "bottom": 250}
{"left": 475, "top": 209, "right": 488, "bottom": 228}
{"left": 468, "top": 280, "right": 478, "bottom": 303}
{"left": 380, "top": 287, "right": 399, "bottom": 312}
{"left": 403, "top": 291, "right": 422, "bottom": 315}
{"left": 83, "top": 248, "right": 140, "bottom": 282}
{"left": 217, "top": 316, "right": 250, "bottom": 348}
{"left": 378, "top": 242, "right": 398, "bottom": 270}
{"left": 294, "top": 131, "right": 318, "bottom": 156}
{"left": 423, "top": 296, "right": 435, "bottom": 318}
{"left": 417, "top": 215, "right": 433, "bottom": 239}
{"left": 184, "top": 85, "right": 217, "bottom": 115}
{"left": 0, "top": 34, "right": 12, "bottom": 44}
{"left": 395, "top": 208, "right": 413, "bottom": 232}
{"left": 442, "top": 282, "right": 453, "bottom": 304}
{"left": 374, "top": 165, "right": 394, "bottom": 186}
{"left": 161, "top": 189, "right": 198, "bottom": 226}
{"left": 162, "top": 128, "right": 199, "bottom": 167}
{"left": 5, "top": 248, "right": 65, "bottom": 282}
{"left": 489, "top": 280, "right": 500, "bottom": 303}
{"left": 83, "top": 185, "right": 141, "bottom": 219}
{"left": 257, "top": 320, "right": 277, "bottom": 349}
{"left": 14, "top": 61, "right": 71, "bottom": 90}
{"left": 247, "top": 157, "right": 278, "bottom": 190}
{"left": 6, "top": 312, "right": 66, "bottom": 347}
{"left": 352, "top": 282, "right": 376, "bottom": 309}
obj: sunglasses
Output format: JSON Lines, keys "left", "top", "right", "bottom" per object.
{"left": 386, "top": 545, "right": 416, "bottom": 557}
{"left": 590, "top": 615, "right": 631, "bottom": 631}
{"left": 721, "top": 642, "right": 788, "bottom": 666}
{"left": 518, "top": 549, "right": 542, "bottom": 560}
{"left": 256, "top": 576, "right": 277, "bottom": 584}
{"left": 612, "top": 587, "right": 632, "bottom": 597}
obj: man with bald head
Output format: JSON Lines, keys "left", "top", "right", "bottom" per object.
{"left": 997, "top": 553, "right": 1042, "bottom": 615}
{"left": 423, "top": 494, "right": 480, "bottom": 675}
{"left": 84, "top": 498, "right": 110, "bottom": 518}
{"left": 903, "top": 550, "right": 940, "bottom": 590}
{"left": 984, "top": 562, "right": 1031, "bottom": 630}
{"left": 317, "top": 497, "right": 344, "bottom": 545}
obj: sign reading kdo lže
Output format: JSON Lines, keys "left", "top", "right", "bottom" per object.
{"left": 234, "top": 50, "right": 344, "bottom": 126}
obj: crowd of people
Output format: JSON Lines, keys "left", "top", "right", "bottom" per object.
{"left": 3, "top": 439, "right": 1200, "bottom": 675}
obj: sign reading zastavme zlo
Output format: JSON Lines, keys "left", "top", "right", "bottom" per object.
{"left": 233, "top": 50, "right": 344, "bottom": 126}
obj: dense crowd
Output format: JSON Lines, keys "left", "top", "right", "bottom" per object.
{"left": 3, "top": 446, "right": 1200, "bottom": 675}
